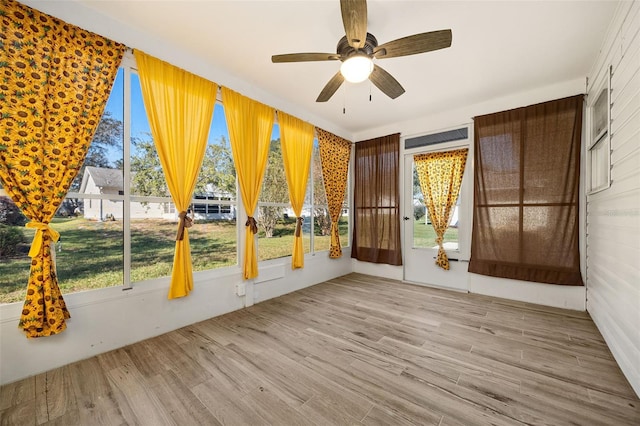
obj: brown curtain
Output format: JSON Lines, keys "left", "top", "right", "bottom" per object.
{"left": 0, "top": 0, "right": 125, "bottom": 336}
{"left": 469, "top": 95, "right": 584, "bottom": 286}
{"left": 415, "top": 148, "right": 468, "bottom": 270}
{"left": 351, "top": 133, "right": 402, "bottom": 265}
{"left": 316, "top": 128, "right": 351, "bottom": 259}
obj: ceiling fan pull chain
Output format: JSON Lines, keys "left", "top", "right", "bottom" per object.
{"left": 343, "top": 84, "right": 346, "bottom": 114}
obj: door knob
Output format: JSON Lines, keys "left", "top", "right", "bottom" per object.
{"left": 403, "top": 216, "right": 410, "bottom": 221}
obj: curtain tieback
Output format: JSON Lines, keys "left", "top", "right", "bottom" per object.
{"left": 295, "top": 217, "right": 305, "bottom": 237}
{"left": 25, "top": 221, "right": 60, "bottom": 258}
{"left": 435, "top": 235, "right": 443, "bottom": 245}
{"left": 246, "top": 216, "right": 258, "bottom": 234}
{"left": 176, "top": 211, "right": 193, "bottom": 241}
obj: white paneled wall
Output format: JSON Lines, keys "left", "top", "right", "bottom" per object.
{"left": 586, "top": 1, "right": 640, "bottom": 397}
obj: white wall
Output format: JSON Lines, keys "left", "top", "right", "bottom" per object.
{"left": 585, "top": 1, "right": 640, "bottom": 397}
{"left": 0, "top": 250, "right": 352, "bottom": 385}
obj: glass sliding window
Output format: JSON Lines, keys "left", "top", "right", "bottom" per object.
{"left": 2, "top": 68, "right": 127, "bottom": 304}
{"left": 311, "top": 139, "right": 349, "bottom": 252}
{"left": 129, "top": 71, "right": 175, "bottom": 283}
{"left": 189, "top": 103, "right": 238, "bottom": 271}
{"left": 56, "top": 196, "right": 124, "bottom": 293}
{"left": 55, "top": 68, "right": 125, "bottom": 295}
{"left": 257, "top": 125, "right": 295, "bottom": 261}
{"left": 129, "top": 79, "right": 239, "bottom": 280}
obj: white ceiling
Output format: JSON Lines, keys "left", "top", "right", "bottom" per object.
{"left": 27, "top": 0, "right": 618, "bottom": 138}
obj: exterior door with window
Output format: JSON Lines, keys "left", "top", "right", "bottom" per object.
{"left": 403, "top": 139, "right": 471, "bottom": 291}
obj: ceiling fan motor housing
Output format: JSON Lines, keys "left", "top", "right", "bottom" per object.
{"left": 337, "top": 32, "right": 378, "bottom": 60}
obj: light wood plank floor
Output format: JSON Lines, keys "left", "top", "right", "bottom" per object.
{"left": 1, "top": 273, "right": 639, "bottom": 425}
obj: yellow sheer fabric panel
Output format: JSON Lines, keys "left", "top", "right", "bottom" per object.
{"left": 316, "top": 128, "right": 351, "bottom": 258}
{"left": 221, "top": 87, "right": 274, "bottom": 279}
{"left": 0, "top": 0, "right": 124, "bottom": 337}
{"left": 134, "top": 50, "right": 217, "bottom": 299}
{"left": 279, "top": 113, "right": 314, "bottom": 269}
{"left": 414, "top": 148, "right": 468, "bottom": 270}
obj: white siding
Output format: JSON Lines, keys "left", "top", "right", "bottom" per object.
{"left": 586, "top": 1, "right": 640, "bottom": 397}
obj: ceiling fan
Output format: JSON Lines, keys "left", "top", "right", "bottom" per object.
{"left": 271, "top": 0, "right": 452, "bottom": 102}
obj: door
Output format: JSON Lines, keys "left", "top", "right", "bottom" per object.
{"left": 403, "top": 141, "right": 472, "bottom": 291}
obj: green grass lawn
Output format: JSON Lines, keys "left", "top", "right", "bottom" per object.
{"left": 0, "top": 217, "right": 348, "bottom": 304}
{"left": 412, "top": 219, "right": 458, "bottom": 248}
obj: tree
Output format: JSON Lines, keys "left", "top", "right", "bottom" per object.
{"left": 258, "top": 139, "right": 289, "bottom": 238}
{"left": 130, "top": 134, "right": 168, "bottom": 197}
{"left": 196, "top": 136, "right": 236, "bottom": 197}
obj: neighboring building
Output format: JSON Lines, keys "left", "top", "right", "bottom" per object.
{"left": 79, "top": 166, "right": 236, "bottom": 221}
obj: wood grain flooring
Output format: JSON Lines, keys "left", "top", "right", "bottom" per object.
{"left": 1, "top": 273, "right": 639, "bottom": 425}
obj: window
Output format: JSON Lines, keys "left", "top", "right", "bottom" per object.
{"left": 351, "top": 134, "right": 402, "bottom": 266}
{"left": 310, "top": 140, "right": 349, "bottom": 252}
{"left": 588, "top": 66, "right": 611, "bottom": 193}
{"left": 1, "top": 51, "right": 351, "bottom": 305}
{"left": 469, "top": 95, "right": 584, "bottom": 286}
{"left": 257, "top": 125, "right": 306, "bottom": 261}
{"left": 257, "top": 132, "right": 349, "bottom": 261}
{"left": 411, "top": 164, "right": 460, "bottom": 250}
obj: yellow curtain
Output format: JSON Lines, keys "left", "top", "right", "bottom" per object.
{"left": 279, "top": 113, "right": 314, "bottom": 269}
{"left": 221, "top": 87, "right": 274, "bottom": 279}
{"left": 414, "top": 148, "right": 468, "bottom": 270}
{"left": 316, "top": 128, "right": 351, "bottom": 258}
{"left": 0, "top": 0, "right": 124, "bottom": 337}
{"left": 134, "top": 51, "right": 217, "bottom": 299}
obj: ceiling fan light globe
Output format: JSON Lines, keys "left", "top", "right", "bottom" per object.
{"left": 340, "top": 56, "right": 373, "bottom": 83}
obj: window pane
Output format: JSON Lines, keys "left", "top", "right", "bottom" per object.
{"left": 130, "top": 72, "right": 168, "bottom": 197}
{"left": 310, "top": 140, "right": 349, "bottom": 252}
{"left": 55, "top": 198, "right": 124, "bottom": 293}
{"left": 196, "top": 104, "right": 236, "bottom": 204}
{"left": 130, "top": 218, "right": 176, "bottom": 283}
{"left": 257, "top": 207, "right": 310, "bottom": 261}
{"left": 72, "top": 68, "right": 124, "bottom": 192}
{"left": 590, "top": 137, "right": 609, "bottom": 192}
{"left": 190, "top": 209, "right": 238, "bottom": 271}
{"left": 259, "top": 138, "right": 289, "bottom": 203}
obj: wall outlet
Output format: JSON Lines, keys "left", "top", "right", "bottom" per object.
{"left": 236, "top": 282, "right": 246, "bottom": 296}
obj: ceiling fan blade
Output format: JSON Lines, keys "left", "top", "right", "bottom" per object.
{"left": 316, "top": 71, "right": 345, "bottom": 102}
{"left": 374, "top": 29, "right": 452, "bottom": 59}
{"left": 340, "top": 0, "right": 367, "bottom": 49}
{"left": 369, "top": 65, "right": 405, "bottom": 99}
{"left": 272, "top": 53, "right": 340, "bottom": 63}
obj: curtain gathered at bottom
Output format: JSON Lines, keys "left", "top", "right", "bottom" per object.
{"left": 0, "top": 0, "right": 124, "bottom": 336}
{"left": 134, "top": 50, "right": 218, "bottom": 299}
{"left": 316, "top": 128, "right": 352, "bottom": 259}
{"left": 279, "top": 112, "right": 314, "bottom": 269}
{"left": 414, "top": 148, "right": 468, "bottom": 270}
{"left": 222, "top": 87, "right": 275, "bottom": 280}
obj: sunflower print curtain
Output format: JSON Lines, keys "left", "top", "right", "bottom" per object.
{"left": 316, "top": 128, "right": 351, "bottom": 259}
{"left": 414, "top": 148, "right": 468, "bottom": 270}
{"left": 0, "top": 0, "right": 125, "bottom": 337}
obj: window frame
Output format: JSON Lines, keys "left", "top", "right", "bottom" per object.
{"left": 587, "top": 65, "right": 612, "bottom": 194}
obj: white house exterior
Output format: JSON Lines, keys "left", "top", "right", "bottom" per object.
{"left": 79, "top": 166, "right": 236, "bottom": 221}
